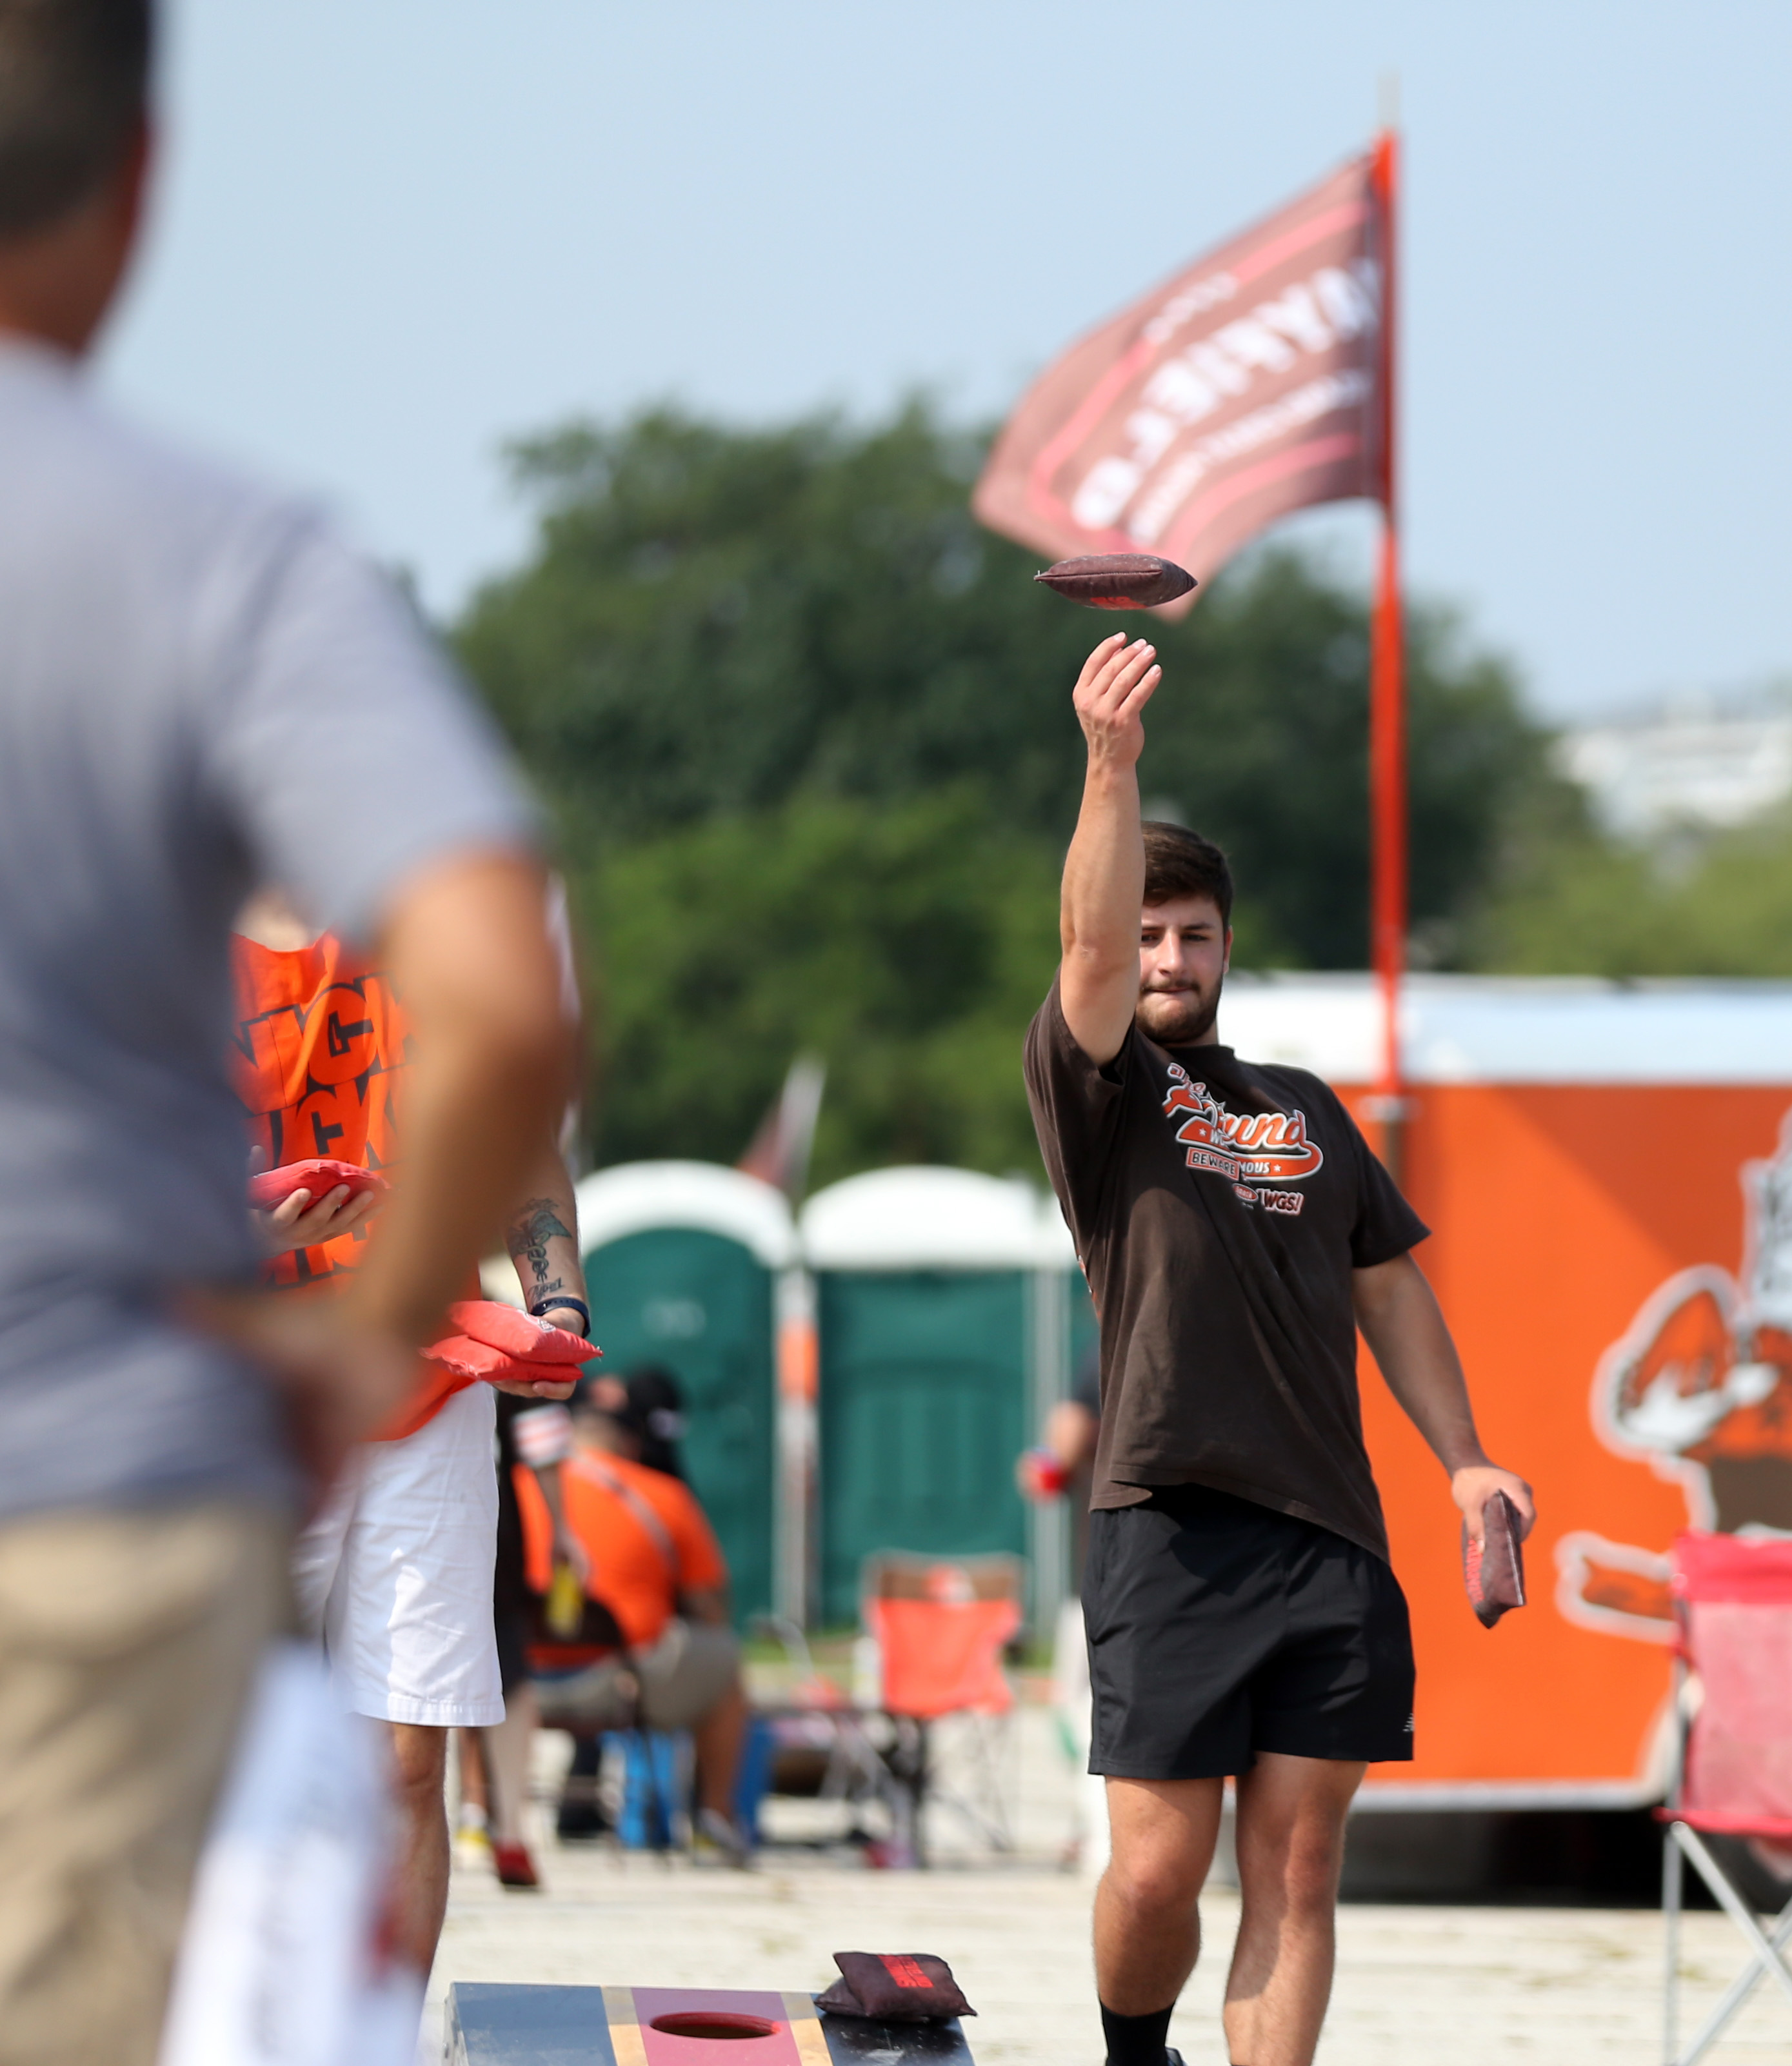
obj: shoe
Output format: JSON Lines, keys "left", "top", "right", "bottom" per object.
{"left": 692, "top": 1806, "right": 750, "bottom": 1868}
{"left": 492, "top": 1840, "right": 541, "bottom": 1889}
{"left": 453, "top": 1811, "right": 493, "bottom": 1874}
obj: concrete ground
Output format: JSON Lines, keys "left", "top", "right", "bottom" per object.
{"left": 426, "top": 1712, "right": 1791, "bottom": 2064}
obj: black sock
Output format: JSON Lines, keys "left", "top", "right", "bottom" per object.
{"left": 1100, "top": 2001, "right": 1174, "bottom": 2066}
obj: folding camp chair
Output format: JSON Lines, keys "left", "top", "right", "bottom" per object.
{"left": 746, "top": 1614, "right": 904, "bottom": 1849}
{"left": 861, "top": 1552, "right": 1024, "bottom": 1867}
{"left": 1660, "top": 1529, "right": 1792, "bottom": 2065}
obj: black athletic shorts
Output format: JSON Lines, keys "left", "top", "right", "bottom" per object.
{"left": 1085, "top": 1482, "right": 1415, "bottom": 1778}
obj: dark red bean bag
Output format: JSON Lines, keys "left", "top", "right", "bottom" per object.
{"left": 816, "top": 1953, "right": 975, "bottom": 2021}
{"left": 1463, "top": 1489, "right": 1527, "bottom": 1629}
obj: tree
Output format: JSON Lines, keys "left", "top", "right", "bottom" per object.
{"left": 579, "top": 791, "right": 1060, "bottom": 1185}
{"left": 1471, "top": 793, "right": 1792, "bottom": 978}
{"left": 455, "top": 401, "right": 1556, "bottom": 1173}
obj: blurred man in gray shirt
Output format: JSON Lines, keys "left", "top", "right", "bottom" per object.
{"left": 0, "top": 5, "right": 575, "bottom": 2058}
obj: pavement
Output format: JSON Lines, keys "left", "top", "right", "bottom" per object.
{"left": 424, "top": 1714, "right": 1791, "bottom": 2064}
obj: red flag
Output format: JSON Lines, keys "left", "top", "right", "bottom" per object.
{"left": 973, "top": 154, "right": 1387, "bottom": 613}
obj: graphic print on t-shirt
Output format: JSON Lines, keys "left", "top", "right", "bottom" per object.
{"left": 1023, "top": 984, "right": 1429, "bottom": 1547}
{"left": 1162, "top": 1060, "right": 1323, "bottom": 1215}
{"left": 230, "top": 936, "right": 411, "bottom": 1288}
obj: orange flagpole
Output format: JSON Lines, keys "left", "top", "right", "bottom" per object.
{"left": 1368, "top": 124, "right": 1406, "bottom": 1174}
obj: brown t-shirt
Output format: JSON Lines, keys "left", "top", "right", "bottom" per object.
{"left": 1024, "top": 978, "right": 1428, "bottom": 1561}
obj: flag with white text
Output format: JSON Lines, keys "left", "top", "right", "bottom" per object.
{"left": 973, "top": 155, "right": 1387, "bottom": 613}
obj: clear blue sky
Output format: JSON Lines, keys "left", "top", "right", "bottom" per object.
{"left": 103, "top": 0, "right": 1792, "bottom": 720}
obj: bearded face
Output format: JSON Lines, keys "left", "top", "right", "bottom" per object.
{"left": 1135, "top": 897, "right": 1230, "bottom": 1048}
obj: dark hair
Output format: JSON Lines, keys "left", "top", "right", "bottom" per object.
{"left": 621, "top": 1364, "right": 687, "bottom": 1480}
{"left": 0, "top": 0, "right": 152, "bottom": 239}
{"left": 1142, "top": 820, "right": 1233, "bottom": 926}
{"left": 569, "top": 1363, "right": 688, "bottom": 1480}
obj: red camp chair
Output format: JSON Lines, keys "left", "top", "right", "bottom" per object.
{"left": 1661, "top": 1530, "right": 1792, "bottom": 2064}
{"left": 861, "top": 1553, "right": 1024, "bottom": 1867}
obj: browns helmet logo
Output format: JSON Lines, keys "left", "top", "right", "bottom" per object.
{"left": 1558, "top": 1110, "right": 1792, "bottom": 1641}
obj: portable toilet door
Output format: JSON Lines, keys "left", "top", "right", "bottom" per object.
{"left": 801, "top": 1168, "right": 1070, "bottom": 1629}
{"left": 574, "top": 1162, "right": 797, "bottom": 1626}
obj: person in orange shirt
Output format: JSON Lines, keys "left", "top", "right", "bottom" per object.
{"left": 233, "top": 889, "right": 591, "bottom": 1971}
{"left": 519, "top": 1373, "right": 749, "bottom": 1861}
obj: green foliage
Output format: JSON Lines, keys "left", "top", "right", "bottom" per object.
{"left": 455, "top": 400, "right": 1555, "bottom": 1175}
{"left": 1134, "top": 577, "right": 1548, "bottom": 968}
{"left": 579, "top": 791, "right": 1060, "bottom": 1184}
{"left": 459, "top": 405, "right": 1074, "bottom": 839}
{"left": 1473, "top": 795, "right": 1792, "bottom": 978}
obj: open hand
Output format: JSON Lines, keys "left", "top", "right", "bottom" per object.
{"left": 247, "top": 1147, "right": 383, "bottom": 1258}
{"left": 492, "top": 1302, "right": 586, "bottom": 1401}
{"left": 492, "top": 1375, "right": 579, "bottom": 1400}
{"left": 1452, "top": 1464, "right": 1536, "bottom": 1548}
{"left": 1072, "top": 632, "right": 1162, "bottom": 771}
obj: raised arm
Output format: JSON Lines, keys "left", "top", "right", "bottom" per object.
{"left": 1059, "top": 633, "right": 1162, "bottom": 1063}
{"left": 1352, "top": 1251, "right": 1535, "bottom": 1547}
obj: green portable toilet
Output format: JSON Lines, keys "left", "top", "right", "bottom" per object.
{"left": 800, "top": 1168, "right": 1079, "bottom": 1631}
{"left": 572, "top": 1162, "right": 797, "bottom": 1627}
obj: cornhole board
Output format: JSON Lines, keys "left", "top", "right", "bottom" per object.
{"left": 445, "top": 1983, "right": 977, "bottom": 2066}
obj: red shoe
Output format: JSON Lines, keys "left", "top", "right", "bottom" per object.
{"left": 492, "top": 1840, "right": 541, "bottom": 1890}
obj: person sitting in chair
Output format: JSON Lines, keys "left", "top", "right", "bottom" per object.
{"left": 518, "top": 1373, "right": 749, "bottom": 1862}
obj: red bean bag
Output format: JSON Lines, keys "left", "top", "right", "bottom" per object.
{"left": 247, "top": 1158, "right": 388, "bottom": 1211}
{"left": 420, "top": 1334, "right": 533, "bottom": 1384}
{"left": 446, "top": 1299, "right": 597, "bottom": 1366}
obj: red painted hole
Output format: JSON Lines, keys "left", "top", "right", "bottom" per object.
{"left": 650, "top": 2014, "right": 780, "bottom": 2041}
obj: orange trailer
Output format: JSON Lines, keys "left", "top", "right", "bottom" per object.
{"left": 1222, "top": 974, "right": 1792, "bottom": 1805}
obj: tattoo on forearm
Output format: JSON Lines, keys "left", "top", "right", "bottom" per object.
{"left": 509, "top": 1197, "right": 574, "bottom": 1293}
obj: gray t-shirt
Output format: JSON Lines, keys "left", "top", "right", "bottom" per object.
{"left": 0, "top": 337, "right": 535, "bottom": 1518}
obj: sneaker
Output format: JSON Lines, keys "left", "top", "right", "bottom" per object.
{"left": 453, "top": 1811, "right": 493, "bottom": 1874}
{"left": 492, "top": 1840, "right": 541, "bottom": 1890}
{"left": 692, "top": 1806, "right": 750, "bottom": 1868}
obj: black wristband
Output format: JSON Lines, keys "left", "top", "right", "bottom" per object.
{"left": 530, "top": 1295, "right": 590, "bottom": 1338}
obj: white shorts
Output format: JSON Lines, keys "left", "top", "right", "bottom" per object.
{"left": 292, "top": 1382, "right": 503, "bottom": 1728}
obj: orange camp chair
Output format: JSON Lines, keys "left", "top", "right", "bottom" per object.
{"left": 1660, "top": 1530, "right": 1792, "bottom": 2064}
{"left": 861, "top": 1553, "right": 1024, "bottom": 1867}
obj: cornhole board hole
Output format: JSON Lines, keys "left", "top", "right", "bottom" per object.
{"left": 445, "top": 1983, "right": 977, "bottom": 2066}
